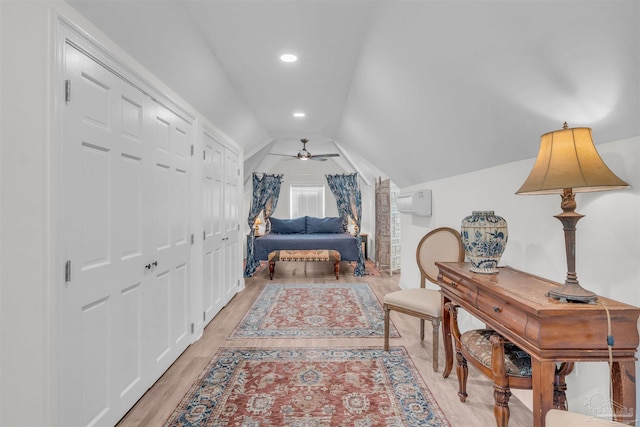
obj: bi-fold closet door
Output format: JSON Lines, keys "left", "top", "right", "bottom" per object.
{"left": 202, "top": 129, "right": 224, "bottom": 323}
{"left": 61, "top": 42, "right": 193, "bottom": 427}
{"left": 201, "top": 127, "right": 241, "bottom": 326}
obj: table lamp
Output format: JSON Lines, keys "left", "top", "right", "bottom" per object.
{"left": 516, "top": 122, "right": 629, "bottom": 303}
{"left": 254, "top": 217, "right": 262, "bottom": 234}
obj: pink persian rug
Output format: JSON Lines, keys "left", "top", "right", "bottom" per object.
{"left": 164, "top": 347, "right": 449, "bottom": 426}
{"left": 229, "top": 283, "right": 400, "bottom": 339}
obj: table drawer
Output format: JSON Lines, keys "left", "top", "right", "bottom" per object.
{"left": 475, "top": 289, "right": 530, "bottom": 338}
{"left": 440, "top": 273, "right": 478, "bottom": 306}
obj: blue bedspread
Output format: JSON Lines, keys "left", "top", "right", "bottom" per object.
{"left": 254, "top": 233, "right": 361, "bottom": 261}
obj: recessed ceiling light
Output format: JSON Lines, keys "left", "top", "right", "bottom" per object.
{"left": 280, "top": 53, "right": 298, "bottom": 63}
{"left": 293, "top": 112, "right": 305, "bottom": 118}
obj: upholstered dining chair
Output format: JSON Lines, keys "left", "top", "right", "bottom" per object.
{"left": 445, "top": 302, "right": 533, "bottom": 427}
{"left": 383, "top": 227, "right": 464, "bottom": 372}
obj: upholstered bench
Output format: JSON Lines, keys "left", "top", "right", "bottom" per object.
{"left": 268, "top": 249, "right": 341, "bottom": 279}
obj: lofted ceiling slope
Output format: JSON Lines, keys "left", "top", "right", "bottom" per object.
{"left": 67, "top": 0, "right": 639, "bottom": 189}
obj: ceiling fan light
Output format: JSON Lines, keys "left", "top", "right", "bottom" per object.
{"left": 280, "top": 53, "right": 298, "bottom": 63}
{"left": 293, "top": 112, "right": 305, "bottom": 118}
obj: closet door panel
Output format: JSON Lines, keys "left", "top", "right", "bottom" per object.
{"left": 171, "top": 262, "right": 189, "bottom": 345}
{"left": 119, "top": 281, "right": 142, "bottom": 398}
{"left": 62, "top": 41, "right": 192, "bottom": 426}
{"left": 145, "top": 268, "right": 171, "bottom": 367}
{"left": 223, "top": 148, "right": 240, "bottom": 300}
{"left": 62, "top": 44, "right": 121, "bottom": 427}
{"left": 113, "top": 87, "right": 146, "bottom": 407}
{"left": 167, "top": 118, "right": 191, "bottom": 352}
{"left": 202, "top": 132, "right": 224, "bottom": 323}
{"left": 144, "top": 104, "right": 191, "bottom": 378}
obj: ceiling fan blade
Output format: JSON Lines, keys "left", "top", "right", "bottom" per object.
{"left": 268, "top": 153, "right": 297, "bottom": 158}
{"left": 311, "top": 153, "right": 340, "bottom": 158}
{"left": 309, "top": 157, "right": 328, "bottom": 161}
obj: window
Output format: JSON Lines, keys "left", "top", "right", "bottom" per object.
{"left": 290, "top": 185, "right": 325, "bottom": 218}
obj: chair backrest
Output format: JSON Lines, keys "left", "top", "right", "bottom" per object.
{"left": 416, "top": 227, "right": 465, "bottom": 286}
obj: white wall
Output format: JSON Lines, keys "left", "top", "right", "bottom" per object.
{"left": 1, "top": 2, "right": 59, "bottom": 424}
{"left": 399, "top": 136, "right": 640, "bottom": 416}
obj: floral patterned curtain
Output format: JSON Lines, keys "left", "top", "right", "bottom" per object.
{"left": 326, "top": 173, "right": 365, "bottom": 276}
{"left": 244, "top": 173, "right": 284, "bottom": 277}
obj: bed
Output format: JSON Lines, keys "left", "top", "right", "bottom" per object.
{"left": 253, "top": 216, "right": 361, "bottom": 262}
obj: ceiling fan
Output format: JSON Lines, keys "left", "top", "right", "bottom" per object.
{"left": 268, "top": 138, "right": 340, "bottom": 161}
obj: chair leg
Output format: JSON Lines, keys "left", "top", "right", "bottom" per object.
{"left": 493, "top": 386, "right": 511, "bottom": 427}
{"left": 553, "top": 362, "right": 574, "bottom": 410}
{"left": 490, "top": 334, "right": 511, "bottom": 427}
{"left": 431, "top": 317, "right": 440, "bottom": 372}
{"left": 383, "top": 305, "right": 390, "bottom": 351}
{"left": 420, "top": 318, "right": 425, "bottom": 342}
{"left": 455, "top": 349, "right": 468, "bottom": 402}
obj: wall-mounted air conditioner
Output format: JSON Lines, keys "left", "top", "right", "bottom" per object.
{"left": 396, "top": 190, "right": 432, "bottom": 216}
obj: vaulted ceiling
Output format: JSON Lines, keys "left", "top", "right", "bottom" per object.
{"left": 67, "top": 0, "right": 639, "bottom": 189}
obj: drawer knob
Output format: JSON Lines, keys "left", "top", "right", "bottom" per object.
{"left": 451, "top": 281, "right": 458, "bottom": 287}
{"left": 493, "top": 306, "right": 501, "bottom": 313}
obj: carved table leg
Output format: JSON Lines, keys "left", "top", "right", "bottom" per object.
{"left": 334, "top": 260, "right": 339, "bottom": 279}
{"left": 491, "top": 334, "right": 511, "bottom": 427}
{"left": 448, "top": 302, "right": 469, "bottom": 402}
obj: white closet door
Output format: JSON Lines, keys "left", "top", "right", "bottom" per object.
{"left": 202, "top": 130, "right": 224, "bottom": 324}
{"left": 62, "top": 43, "right": 147, "bottom": 427}
{"left": 223, "top": 149, "right": 240, "bottom": 300}
{"left": 143, "top": 103, "right": 192, "bottom": 381}
{"left": 61, "top": 43, "right": 192, "bottom": 426}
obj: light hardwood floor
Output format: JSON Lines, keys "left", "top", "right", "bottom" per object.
{"left": 116, "top": 261, "right": 533, "bottom": 426}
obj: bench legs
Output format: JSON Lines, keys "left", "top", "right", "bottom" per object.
{"left": 269, "top": 260, "right": 275, "bottom": 280}
{"left": 267, "top": 260, "right": 338, "bottom": 279}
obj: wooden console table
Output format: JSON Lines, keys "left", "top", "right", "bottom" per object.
{"left": 437, "top": 262, "right": 640, "bottom": 427}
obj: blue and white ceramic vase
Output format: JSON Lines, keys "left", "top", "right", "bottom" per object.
{"left": 461, "top": 211, "right": 508, "bottom": 274}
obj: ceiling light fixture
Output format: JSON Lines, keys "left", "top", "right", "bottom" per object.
{"left": 293, "top": 112, "right": 305, "bottom": 118}
{"left": 280, "top": 53, "right": 298, "bottom": 63}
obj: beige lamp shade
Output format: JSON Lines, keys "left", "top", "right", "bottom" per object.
{"left": 516, "top": 125, "right": 629, "bottom": 195}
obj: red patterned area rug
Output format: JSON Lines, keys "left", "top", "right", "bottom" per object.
{"left": 229, "top": 283, "right": 400, "bottom": 339}
{"left": 165, "top": 347, "right": 450, "bottom": 426}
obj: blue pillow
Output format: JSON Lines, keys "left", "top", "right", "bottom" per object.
{"left": 269, "top": 217, "right": 306, "bottom": 234}
{"left": 306, "top": 216, "right": 344, "bottom": 234}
